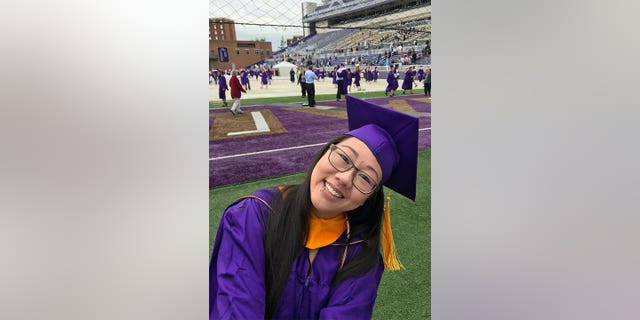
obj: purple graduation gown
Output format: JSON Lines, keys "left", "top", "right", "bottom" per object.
{"left": 417, "top": 68, "right": 424, "bottom": 81}
{"left": 353, "top": 71, "right": 361, "bottom": 86}
{"left": 210, "top": 189, "right": 385, "bottom": 320}
{"left": 392, "top": 70, "right": 400, "bottom": 90}
{"left": 385, "top": 71, "right": 395, "bottom": 93}
{"left": 338, "top": 69, "right": 348, "bottom": 95}
{"left": 401, "top": 70, "right": 414, "bottom": 90}
{"left": 218, "top": 75, "right": 227, "bottom": 99}
{"left": 241, "top": 72, "right": 249, "bottom": 85}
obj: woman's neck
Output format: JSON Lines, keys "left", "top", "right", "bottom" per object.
{"left": 309, "top": 207, "right": 343, "bottom": 220}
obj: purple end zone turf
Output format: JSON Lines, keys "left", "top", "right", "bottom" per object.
{"left": 210, "top": 96, "right": 430, "bottom": 188}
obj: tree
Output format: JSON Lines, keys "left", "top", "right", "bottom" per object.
{"left": 254, "top": 37, "right": 266, "bottom": 42}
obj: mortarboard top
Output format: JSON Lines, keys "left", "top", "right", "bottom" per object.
{"left": 345, "top": 95, "right": 419, "bottom": 201}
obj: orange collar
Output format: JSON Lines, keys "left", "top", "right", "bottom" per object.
{"left": 305, "top": 212, "right": 346, "bottom": 249}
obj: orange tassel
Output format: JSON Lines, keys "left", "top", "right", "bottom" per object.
{"left": 382, "top": 194, "right": 404, "bottom": 271}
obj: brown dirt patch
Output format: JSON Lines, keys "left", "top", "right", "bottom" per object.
{"left": 210, "top": 109, "right": 287, "bottom": 141}
{"left": 289, "top": 107, "right": 348, "bottom": 119}
{"left": 409, "top": 96, "right": 431, "bottom": 103}
{"left": 383, "top": 99, "right": 417, "bottom": 113}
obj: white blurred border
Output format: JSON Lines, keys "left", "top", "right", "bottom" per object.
{"left": 0, "top": 1, "right": 208, "bottom": 319}
{"left": 3, "top": 0, "right": 640, "bottom": 319}
{"left": 434, "top": 0, "right": 640, "bottom": 319}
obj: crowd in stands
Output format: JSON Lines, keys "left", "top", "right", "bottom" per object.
{"left": 265, "top": 22, "right": 429, "bottom": 69}
{"left": 237, "top": 3, "right": 431, "bottom": 73}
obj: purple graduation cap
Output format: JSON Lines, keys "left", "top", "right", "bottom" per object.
{"left": 345, "top": 95, "right": 419, "bottom": 201}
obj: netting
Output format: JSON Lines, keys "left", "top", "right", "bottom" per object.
{"left": 209, "top": 0, "right": 432, "bottom": 66}
{"left": 209, "top": 0, "right": 304, "bottom": 49}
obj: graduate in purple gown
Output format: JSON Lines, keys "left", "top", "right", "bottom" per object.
{"left": 401, "top": 66, "right": 415, "bottom": 94}
{"left": 213, "top": 69, "right": 219, "bottom": 85}
{"left": 353, "top": 65, "right": 362, "bottom": 91}
{"left": 240, "top": 69, "right": 251, "bottom": 91}
{"left": 332, "top": 66, "right": 338, "bottom": 87}
{"left": 260, "top": 69, "right": 269, "bottom": 88}
{"left": 416, "top": 66, "right": 425, "bottom": 82}
{"left": 210, "top": 96, "right": 419, "bottom": 320}
{"left": 218, "top": 69, "right": 228, "bottom": 107}
{"left": 373, "top": 67, "right": 379, "bottom": 82}
{"left": 391, "top": 65, "right": 400, "bottom": 93}
{"left": 385, "top": 68, "right": 396, "bottom": 96}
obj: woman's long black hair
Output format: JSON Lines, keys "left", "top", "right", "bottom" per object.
{"left": 264, "top": 135, "right": 385, "bottom": 318}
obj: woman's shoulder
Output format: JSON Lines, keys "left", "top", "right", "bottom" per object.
{"left": 221, "top": 187, "right": 280, "bottom": 226}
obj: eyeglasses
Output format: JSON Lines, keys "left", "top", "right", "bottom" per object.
{"left": 328, "top": 144, "right": 379, "bottom": 194}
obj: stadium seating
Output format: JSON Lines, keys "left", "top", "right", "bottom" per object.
{"left": 267, "top": 1, "right": 431, "bottom": 69}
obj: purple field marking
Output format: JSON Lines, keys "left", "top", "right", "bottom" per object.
{"left": 211, "top": 146, "right": 318, "bottom": 187}
{"left": 319, "top": 95, "right": 431, "bottom": 113}
{"left": 210, "top": 96, "right": 431, "bottom": 188}
{"left": 210, "top": 106, "right": 350, "bottom": 187}
{"left": 210, "top": 106, "right": 349, "bottom": 157}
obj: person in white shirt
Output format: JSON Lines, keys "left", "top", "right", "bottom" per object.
{"left": 304, "top": 65, "right": 319, "bottom": 108}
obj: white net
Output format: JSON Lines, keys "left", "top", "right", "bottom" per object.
{"left": 209, "top": 0, "right": 431, "bottom": 66}
{"left": 209, "top": 0, "right": 304, "bottom": 49}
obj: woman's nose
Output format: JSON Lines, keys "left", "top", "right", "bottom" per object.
{"left": 334, "top": 168, "right": 355, "bottom": 187}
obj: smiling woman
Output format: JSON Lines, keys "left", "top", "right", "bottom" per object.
{"left": 209, "top": 96, "right": 419, "bottom": 319}
{"left": 309, "top": 139, "right": 383, "bottom": 218}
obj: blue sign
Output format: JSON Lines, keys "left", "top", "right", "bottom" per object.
{"left": 218, "top": 47, "right": 229, "bottom": 62}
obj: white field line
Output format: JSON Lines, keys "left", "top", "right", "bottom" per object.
{"left": 227, "top": 111, "right": 270, "bottom": 136}
{"left": 211, "top": 142, "right": 327, "bottom": 161}
{"left": 210, "top": 127, "right": 431, "bottom": 161}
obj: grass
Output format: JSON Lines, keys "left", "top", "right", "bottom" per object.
{"left": 209, "top": 90, "right": 392, "bottom": 109}
{"left": 209, "top": 149, "right": 430, "bottom": 319}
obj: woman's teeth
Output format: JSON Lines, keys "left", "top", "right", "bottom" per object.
{"left": 325, "top": 181, "right": 344, "bottom": 198}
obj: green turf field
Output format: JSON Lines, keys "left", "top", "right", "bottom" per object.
{"left": 209, "top": 90, "right": 391, "bottom": 109}
{"left": 209, "top": 149, "right": 430, "bottom": 319}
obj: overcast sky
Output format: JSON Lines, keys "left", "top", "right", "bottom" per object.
{"left": 210, "top": 0, "right": 313, "bottom": 49}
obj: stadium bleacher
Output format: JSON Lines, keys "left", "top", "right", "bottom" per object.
{"left": 265, "top": 0, "right": 431, "bottom": 69}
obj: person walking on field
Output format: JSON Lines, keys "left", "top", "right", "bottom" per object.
{"left": 218, "top": 69, "right": 228, "bottom": 107}
{"left": 385, "top": 68, "right": 396, "bottom": 97}
{"left": 353, "top": 65, "right": 362, "bottom": 91}
{"left": 260, "top": 68, "right": 269, "bottom": 89}
{"left": 305, "top": 64, "right": 319, "bottom": 108}
{"left": 336, "top": 64, "right": 347, "bottom": 101}
{"left": 229, "top": 70, "right": 247, "bottom": 115}
{"left": 297, "top": 66, "right": 307, "bottom": 97}
{"left": 241, "top": 69, "right": 251, "bottom": 91}
{"left": 424, "top": 68, "right": 431, "bottom": 97}
{"left": 401, "top": 66, "right": 415, "bottom": 95}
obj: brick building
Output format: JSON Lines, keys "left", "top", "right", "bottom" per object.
{"left": 209, "top": 18, "right": 273, "bottom": 70}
